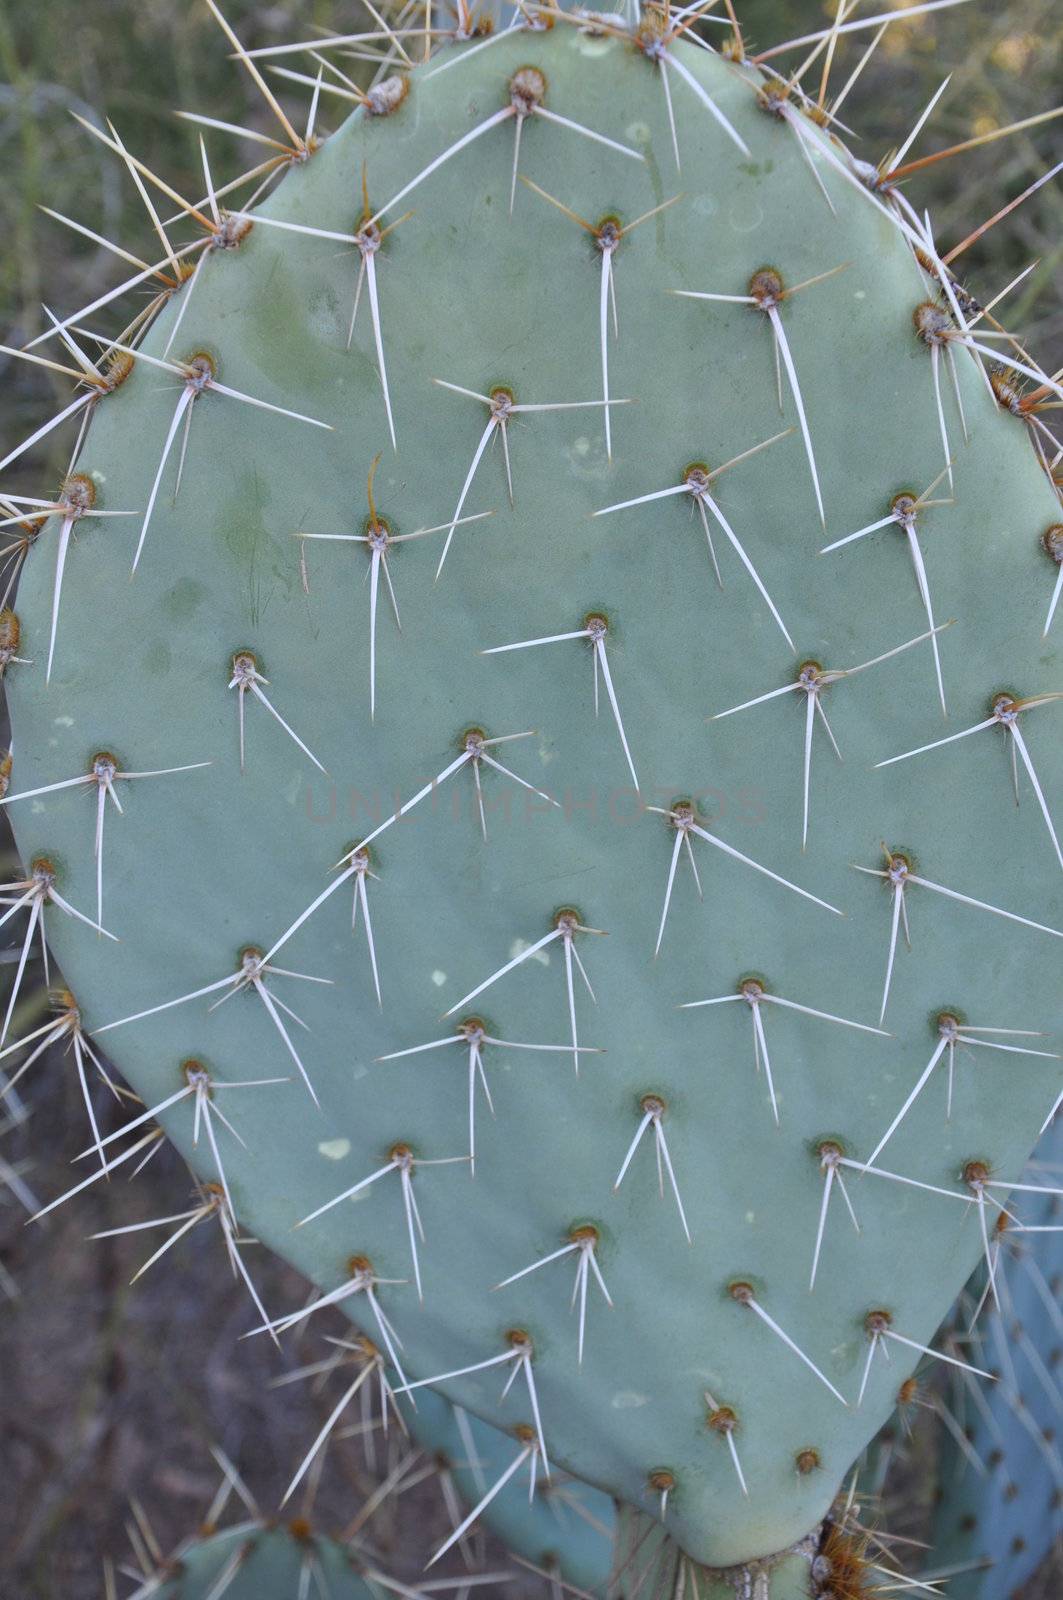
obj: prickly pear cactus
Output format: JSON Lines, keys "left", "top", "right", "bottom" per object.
{"left": 932, "top": 1120, "right": 1063, "bottom": 1597}
{"left": 411, "top": 1387, "right": 616, "bottom": 1591}
{"left": 6, "top": 9, "right": 1063, "bottom": 1593}
{"left": 137, "top": 1518, "right": 379, "bottom": 1600}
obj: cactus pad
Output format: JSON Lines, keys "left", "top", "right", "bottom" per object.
{"left": 6, "top": 14, "right": 1063, "bottom": 1587}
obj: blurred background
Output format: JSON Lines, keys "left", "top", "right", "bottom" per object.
{"left": 0, "top": 1, "right": 1061, "bottom": 1594}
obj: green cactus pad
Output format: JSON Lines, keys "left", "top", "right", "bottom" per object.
{"left": 932, "top": 1122, "right": 1063, "bottom": 1595}
{"left": 8, "top": 16, "right": 1063, "bottom": 1585}
{"left": 143, "top": 1519, "right": 378, "bottom": 1600}
{"left": 410, "top": 1387, "right": 616, "bottom": 1591}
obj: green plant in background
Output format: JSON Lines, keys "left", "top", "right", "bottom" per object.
{"left": 930, "top": 1119, "right": 1063, "bottom": 1597}
{"left": 118, "top": 1398, "right": 611, "bottom": 1600}
{"left": 131, "top": 1519, "right": 381, "bottom": 1600}
{"left": 407, "top": 1387, "right": 617, "bottom": 1591}
{"left": 2, "top": 1, "right": 1063, "bottom": 1595}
